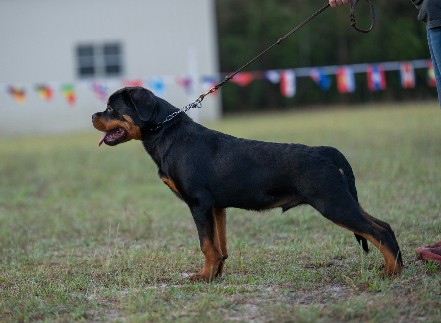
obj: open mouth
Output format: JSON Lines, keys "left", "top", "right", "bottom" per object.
{"left": 98, "top": 127, "right": 127, "bottom": 146}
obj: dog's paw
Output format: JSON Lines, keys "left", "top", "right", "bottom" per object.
{"left": 189, "top": 271, "right": 216, "bottom": 283}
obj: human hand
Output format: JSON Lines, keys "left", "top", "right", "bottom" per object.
{"left": 329, "top": 0, "right": 350, "bottom": 7}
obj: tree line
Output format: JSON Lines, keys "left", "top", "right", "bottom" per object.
{"left": 215, "top": 0, "right": 436, "bottom": 111}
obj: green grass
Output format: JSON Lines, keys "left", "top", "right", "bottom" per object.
{"left": 1, "top": 102, "right": 440, "bottom": 322}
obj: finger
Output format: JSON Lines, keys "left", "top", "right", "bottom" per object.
{"left": 329, "top": 0, "right": 342, "bottom": 7}
{"left": 330, "top": 0, "right": 348, "bottom": 7}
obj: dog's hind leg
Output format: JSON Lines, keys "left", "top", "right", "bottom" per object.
{"left": 359, "top": 208, "right": 403, "bottom": 268}
{"left": 354, "top": 233, "right": 369, "bottom": 253}
{"left": 352, "top": 223, "right": 403, "bottom": 276}
{"left": 333, "top": 210, "right": 402, "bottom": 275}
{"left": 340, "top": 165, "right": 399, "bottom": 259}
{"left": 309, "top": 192, "right": 402, "bottom": 276}
{"left": 333, "top": 156, "right": 369, "bottom": 253}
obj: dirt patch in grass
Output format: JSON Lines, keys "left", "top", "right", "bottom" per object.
{"left": 287, "top": 283, "right": 353, "bottom": 305}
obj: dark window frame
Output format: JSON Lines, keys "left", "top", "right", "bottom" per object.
{"left": 76, "top": 42, "right": 123, "bottom": 79}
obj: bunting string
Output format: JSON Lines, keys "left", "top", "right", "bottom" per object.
{"left": 1, "top": 59, "right": 436, "bottom": 106}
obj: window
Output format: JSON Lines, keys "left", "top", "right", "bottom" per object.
{"left": 77, "top": 45, "right": 95, "bottom": 77}
{"left": 76, "top": 42, "right": 123, "bottom": 78}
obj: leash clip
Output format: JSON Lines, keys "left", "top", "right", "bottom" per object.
{"left": 350, "top": 0, "right": 375, "bottom": 33}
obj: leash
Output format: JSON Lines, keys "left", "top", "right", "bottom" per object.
{"left": 152, "top": 0, "right": 375, "bottom": 131}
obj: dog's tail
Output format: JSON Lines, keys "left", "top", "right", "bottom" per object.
{"left": 321, "top": 146, "right": 369, "bottom": 253}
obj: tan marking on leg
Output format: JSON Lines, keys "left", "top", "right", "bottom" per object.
{"left": 191, "top": 237, "right": 223, "bottom": 282}
{"left": 360, "top": 233, "right": 402, "bottom": 275}
{"left": 213, "top": 207, "right": 227, "bottom": 276}
{"left": 336, "top": 224, "right": 402, "bottom": 275}
{"left": 214, "top": 208, "right": 227, "bottom": 256}
{"left": 360, "top": 208, "right": 403, "bottom": 268}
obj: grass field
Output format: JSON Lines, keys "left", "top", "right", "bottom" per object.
{"left": 0, "top": 102, "right": 440, "bottom": 322}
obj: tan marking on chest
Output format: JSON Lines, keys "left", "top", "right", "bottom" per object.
{"left": 161, "top": 177, "right": 180, "bottom": 195}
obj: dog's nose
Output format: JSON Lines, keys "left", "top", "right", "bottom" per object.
{"left": 92, "top": 113, "right": 99, "bottom": 121}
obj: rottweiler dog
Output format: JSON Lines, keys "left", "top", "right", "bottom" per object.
{"left": 92, "top": 86, "right": 403, "bottom": 281}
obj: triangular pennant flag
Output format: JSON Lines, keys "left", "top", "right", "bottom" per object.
{"left": 337, "top": 66, "right": 356, "bottom": 93}
{"left": 147, "top": 78, "right": 166, "bottom": 96}
{"left": 310, "top": 68, "right": 331, "bottom": 91}
{"left": 92, "top": 81, "right": 108, "bottom": 101}
{"left": 367, "top": 64, "right": 386, "bottom": 91}
{"left": 176, "top": 76, "right": 194, "bottom": 95}
{"left": 230, "top": 72, "right": 254, "bottom": 87}
{"left": 8, "top": 86, "right": 26, "bottom": 104}
{"left": 123, "top": 79, "right": 144, "bottom": 87}
{"left": 61, "top": 84, "right": 76, "bottom": 106}
{"left": 264, "top": 70, "right": 281, "bottom": 84}
{"left": 399, "top": 62, "right": 415, "bottom": 89}
{"left": 427, "top": 60, "right": 437, "bottom": 88}
{"left": 280, "top": 70, "right": 296, "bottom": 98}
{"left": 36, "top": 84, "right": 53, "bottom": 101}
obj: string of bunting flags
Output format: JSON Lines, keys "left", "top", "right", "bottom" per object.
{"left": 1, "top": 59, "right": 436, "bottom": 106}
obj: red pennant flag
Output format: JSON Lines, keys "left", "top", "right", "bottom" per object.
{"left": 123, "top": 79, "right": 144, "bottom": 87}
{"left": 230, "top": 72, "right": 254, "bottom": 87}
{"left": 280, "top": 70, "right": 296, "bottom": 98}
{"left": 8, "top": 86, "right": 26, "bottom": 104}
{"left": 36, "top": 84, "right": 53, "bottom": 101}
{"left": 61, "top": 84, "right": 76, "bottom": 106}
{"left": 400, "top": 62, "right": 415, "bottom": 89}
{"left": 427, "top": 60, "right": 437, "bottom": 88}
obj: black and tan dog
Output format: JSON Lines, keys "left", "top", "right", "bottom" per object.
{"left": 92, "top": 86, "right": 403, "bottom": 281}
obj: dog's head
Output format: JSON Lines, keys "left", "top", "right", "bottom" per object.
{"left": 92, "top": 87, "right": 158, "bottom": 146}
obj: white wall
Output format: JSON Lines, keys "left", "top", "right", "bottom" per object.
{"left": 0, "top": 0, "right": 221, "bottom": 136}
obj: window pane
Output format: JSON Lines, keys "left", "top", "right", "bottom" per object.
{"left": 78, "top": 56, "right": 95, "bottom": 66}
{"left": 103, "top": 43, "right": 122, "bottom": 76}
{"left": 104, "top": 55, "right": 120, "bottom": 65}
{"left": 77, "top": 44, "right": 95, "bottom": 78}
{"left": 79, "top": 66, "right": 95, "bottom": 76}
{"left": 75, "top": 42, "right": 123, "bottom": 78}
{"left": 105, "top": 65, "right": 121, "bottom": 75}
{"left": 103, "top": 44, "right": 120, "bottom": 55}
{"left": 77, "top": 45, "right": 94, "bottom": 57}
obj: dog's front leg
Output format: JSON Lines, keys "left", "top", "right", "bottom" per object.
{"left": 213, "top": 207, "right": 228, "bottom": 277}
{"left": 189, "top": 199, "right": 224, "bottom": 282}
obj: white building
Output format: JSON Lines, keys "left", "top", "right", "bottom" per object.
{"left": 0, "top": 0, "right": 221, "bottom": 136}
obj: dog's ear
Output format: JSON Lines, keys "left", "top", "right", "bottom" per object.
{"left": 126, "top": 87, "right": 157, "bottom": 121}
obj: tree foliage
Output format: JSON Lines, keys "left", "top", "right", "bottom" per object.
{"left": 215, "top": 0, "right": 434, "bottom": 111}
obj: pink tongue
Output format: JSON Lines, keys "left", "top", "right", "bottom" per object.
{"left": 98, "top": 132, "right": 107, "bottom": 147}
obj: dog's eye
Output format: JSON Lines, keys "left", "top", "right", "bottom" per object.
{"left": 106, "top": 106, "right": 113, "bottom": 113}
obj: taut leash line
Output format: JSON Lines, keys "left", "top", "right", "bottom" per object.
{"left": 194, "top": 3, "right": 332, "bottom": 104}
{"left": 153, "top": 0, "right": 375, "bottom": 131}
